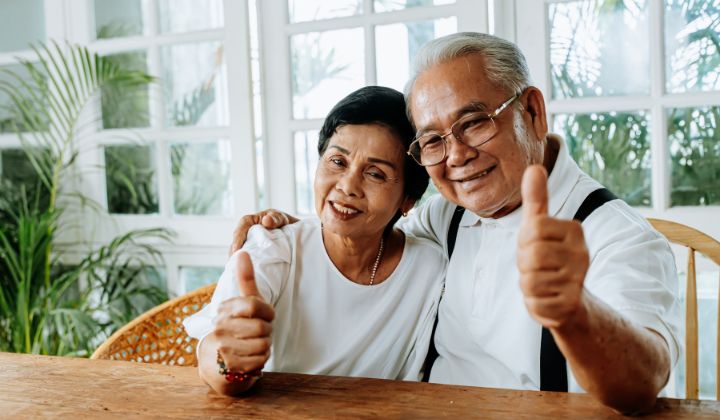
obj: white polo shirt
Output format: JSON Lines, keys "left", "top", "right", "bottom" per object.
{"left": 399, "top": 135, "right": 681, "bottom": 393}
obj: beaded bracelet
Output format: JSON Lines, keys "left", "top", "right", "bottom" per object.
{"left": 216, "top": 351, "right": 263, "bottom": 383}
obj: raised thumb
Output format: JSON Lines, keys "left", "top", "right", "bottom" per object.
{"left": 521, "top": 165, "right": 549, "bottom": 219}
{"left": 235, "top": 251, "right": 260, "bottom": 297}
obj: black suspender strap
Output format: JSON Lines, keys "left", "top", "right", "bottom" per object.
{"left": 540, "top": 187, "right": 617, "bottom": 392}
{"left": 421, "top": 205, "right": 465, "bottom": 382}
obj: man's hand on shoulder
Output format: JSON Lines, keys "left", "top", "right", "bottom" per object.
{"left": 516, "top": 165, "right": 590, "bottom": 329}
{"left": 230, "top": 210, "right": 298, "bottom": 255}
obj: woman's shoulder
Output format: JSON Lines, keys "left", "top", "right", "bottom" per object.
{"left": 401, "top": 231, "right": 447, "bottom": 267}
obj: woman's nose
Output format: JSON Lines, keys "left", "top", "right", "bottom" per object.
{"left": 335, "top": 170, "right": 364, "bottom": 197}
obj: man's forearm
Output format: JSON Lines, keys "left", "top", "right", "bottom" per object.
{"left": 552, "top": 291, "right": 671, "bottom": 414}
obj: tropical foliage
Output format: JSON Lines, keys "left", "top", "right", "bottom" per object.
{"left": 0, "top": 43, "right": 172, "bottom": 356}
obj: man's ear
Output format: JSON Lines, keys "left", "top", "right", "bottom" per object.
{"left": 522, "top": 87, "right": 548, "bottom": 140}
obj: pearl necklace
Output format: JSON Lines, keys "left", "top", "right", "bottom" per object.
{"left": 369, "top": 236, "right": 385, "bottom": 285}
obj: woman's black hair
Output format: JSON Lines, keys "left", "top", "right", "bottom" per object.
{"left": 317, "top": 86, "right": 429, "bottom": 213}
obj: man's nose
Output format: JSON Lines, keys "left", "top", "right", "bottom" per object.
{"left": 445, "top": 133, "right": 478, "bottom": 167}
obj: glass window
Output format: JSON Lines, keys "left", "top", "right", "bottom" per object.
{"left": 158, "top": 0, "right": 224, "bottom": 33}
{"left": 291, "top": 28, "right": 365, "bottom": 119}
{"left": 104, "top": 145, "right": 159, "bottom": 214}
{"left": 375, "top": 17, "right": 456, "bottom": 92}
{"left": 288, "top": 0, "right": 362, "bottom": 23}
{"left": 101, "top": 51, "right": 151, "bottom": 129}
{"left": 0, "top": 63, "right": 38, "bottom": 134}
{"left": 374, "top": 0, "right": 455, "bottom": 13}
{"left": 161, "top": 42, "right": 228, "bottom": 127}
{"left": 554, "top": 111, "right": 651, "bottom": 206}
{"left": 665, "top": 1, "right": 720, "bottom": 93}
{"left": 294, "top": 130, "right": 320, "bottom": 215}
{"left": 0, "top": 147, "right": 46, "bottom": 199}
{"left": 180, "top": 266, "right": 223, "bottom": 292}
{"left": 668, "top": 106, "right": 720, "bottom": 206}
{"left": 94, "top": 0, "right": 146, "bottom": 39}
{"left": 548, "top": 0, "right": 650, "bottom": 99}
{"left": 170, "top": 140, "right": 231, "bottom": 215}
{"left": 0, "top": 0, "right": 45, "bottom": 53}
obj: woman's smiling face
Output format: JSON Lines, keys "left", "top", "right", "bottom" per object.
{"left": 314, "top": 124, "right": 410, "bottom": 239}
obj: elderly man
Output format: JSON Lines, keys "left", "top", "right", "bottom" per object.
{"left": 231, "top": 32, "right": 679, "bottom": 413}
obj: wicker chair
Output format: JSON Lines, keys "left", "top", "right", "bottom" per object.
{"left": 648, "top": 218, "right": 720, "bottom": 400}
{"left": 91, "top": 284, "right": 216, "bottom": 367}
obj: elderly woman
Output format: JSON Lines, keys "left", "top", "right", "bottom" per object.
{"left": 184, "top": 86, "right": 446, "bottom": 396}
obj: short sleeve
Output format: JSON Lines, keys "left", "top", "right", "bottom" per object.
{"left": 397, "top": 195, "right": 452, "bottom": 247}
{"left": 183, "top": 225, "right": 292, "bottom": 340}
{"left": 582, "top": 203, "right": 681, "bottom": 366}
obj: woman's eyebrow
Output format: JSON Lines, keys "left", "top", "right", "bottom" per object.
{"left": 368, "top": 157, "right": 396, "bottom": 169}
{"left": 329, "top": 144, "right": 396, "bottom": 169}
{"left": 328, "top": 145, "right": 350, "bottom": 154}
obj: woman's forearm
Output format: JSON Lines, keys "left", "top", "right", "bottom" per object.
{"left": 198, "top": 334, "right": 259, "bottom": 396}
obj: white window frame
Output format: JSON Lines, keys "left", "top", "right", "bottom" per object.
{"left": 258, "top": 0, "right": 490, "bottom": 214}
{"left": 514, "top": 0, "right": 720, "bottom": 253}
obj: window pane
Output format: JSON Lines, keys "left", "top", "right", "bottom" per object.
{"left": 0, "top": 0, "right": 45, "bottom": 52}
{"left": 161, "top": 42, "right": 228, "bottom": 127}
{"left": 374, "top": 0, "right": 454, "bottom": 13}
{"left": 291, "top": 28, "right": 364, "bottom": 119}
{"left": 665, "top": 1, "right": 720, "bottom": 93}
{"left": 288, "top": 0, "right": 362, "bottom": 23}
{"left": 104, "top": 145, "right": 159, "bottom": 214}
{"left": 554, "top": 111, "right": 651, "bottom": 206}
{"left": 0, "top": 63, "right": 38, "bottom": 134}
{"left": 668, "top": 106, "right": 720, "bottom": 206}
{"left": 158, "top": 0, "right": 223, "bottom": 33}
{"left": 548, "top": 0, "right": 649, "bottom": 99}
{"left": 94, "top": 0, "right": 145, "bottom": 39}
{"left": 180, "top": 266, "right": 223, "bottom": 292}
{"left": 170, "top": 140, "right": 231, "bottom": 215}
{"left": 0, "top": 148, "right": 49, "bottom": 209}
{"left": 101, "top": 51, "right": 150, "bottom": 129}
{"left": 294, "top": 130, "right": 320, "bottom": 215}
{"left": 376, "top": 18, "right": 456, "bottom": 92}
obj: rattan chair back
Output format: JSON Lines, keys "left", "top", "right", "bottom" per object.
{"left": 91, "top": 284, "right": 216, "bottom": 367}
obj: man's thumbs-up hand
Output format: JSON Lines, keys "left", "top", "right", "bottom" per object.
{"left": 213, "top": 251, "right": 275, "bottom": 374}
{"left": 517, "top": 165, "right": 589, "bottom": 329}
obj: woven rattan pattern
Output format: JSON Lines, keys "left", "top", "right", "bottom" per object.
{"left": 91, "top": 284, "right": 216, "bottom": 367}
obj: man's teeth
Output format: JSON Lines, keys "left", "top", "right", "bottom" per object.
{"left": 332, "top": 203, "right": 358, "bottom": 214}
{"left": 461, "top": 168, "right": 491, "bottom": 182}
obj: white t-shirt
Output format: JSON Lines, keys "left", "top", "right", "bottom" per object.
{"left": 184, "top": 218, "right": 446, "bottom": 381}
{"left": 398, "top": 135, "right": 681, "bottom": 392}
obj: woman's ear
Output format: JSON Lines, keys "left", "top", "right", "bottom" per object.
{"left": 400, "top": 196, "right": 416, "bottom": 216}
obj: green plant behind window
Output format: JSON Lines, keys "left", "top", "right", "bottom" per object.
{"left": 0, "top": 43, "right": 172, "bottom": 356}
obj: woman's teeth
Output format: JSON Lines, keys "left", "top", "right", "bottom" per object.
{"left": 332, "top": 202, "right": 358, "bottom": 214}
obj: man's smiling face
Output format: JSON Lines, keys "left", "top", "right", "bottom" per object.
{"left": 410, "top": 54, "right": 541, "bottom": 218}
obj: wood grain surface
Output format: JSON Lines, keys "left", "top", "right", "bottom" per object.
{"left": 1, "top": 352, "right": 718, "bottom": 419}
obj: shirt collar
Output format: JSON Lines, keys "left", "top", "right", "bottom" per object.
{"left": 459, "top": 134, "right": 580, "bottom": 229}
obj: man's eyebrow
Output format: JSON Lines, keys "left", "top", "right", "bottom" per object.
{"left": 328, "top": 145, "right": 397, "bottom": 169}
{"left": 416, "top": 101, "right": 489, "bottom": 136}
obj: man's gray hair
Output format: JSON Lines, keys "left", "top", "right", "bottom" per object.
{"left": 405, "top": 32, "right": 532, "bottom": 122}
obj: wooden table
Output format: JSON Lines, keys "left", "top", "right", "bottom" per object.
{"left": 1, "top": 352, "right": 718, "bottom": 419}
